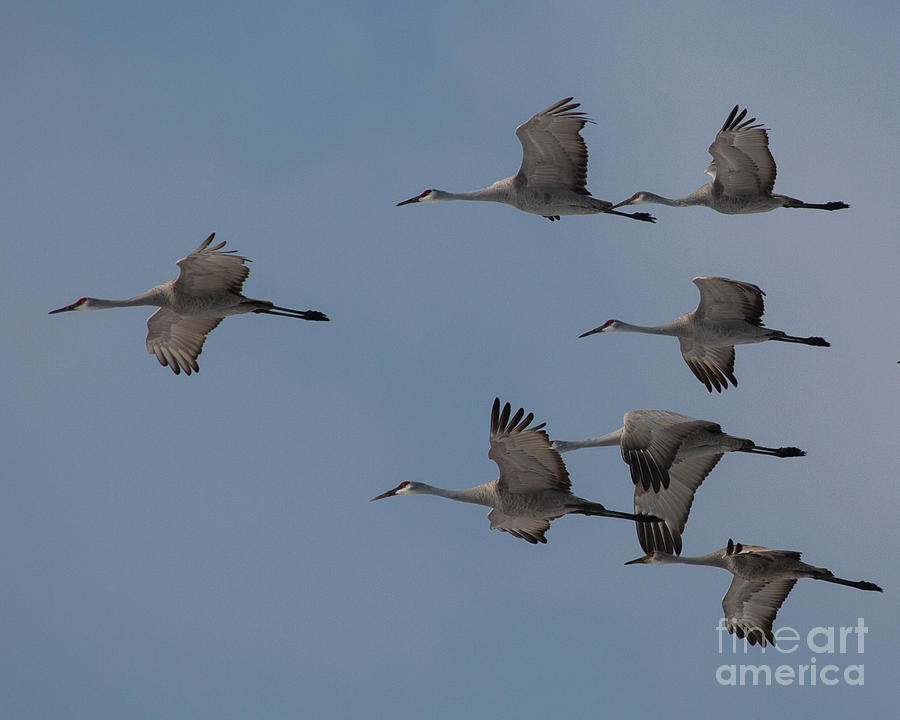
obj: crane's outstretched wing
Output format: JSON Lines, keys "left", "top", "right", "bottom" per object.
{"left": 487, "top": 509, "right": 558, "bottom": 545}
{"left": 146, "top": 308, "right": 223, "bottom": 375}
{"left": 693, "top": 276, "right": 765, "bottom": 325}
{"left": 634, "top": 454, "right": 723, "bottom": 555}
{"left": 489, "top": 398, "right": 570, "bottom": 495}
{"left": 680, "top": 276, "right": 766, "bottom": 391}
{"left": 722, "top": 576, "right": 797, "bottom": 647}
{"left": 621, "top": 410, "right": 721, "bottom": 491}
{"left": 708, "top": 105, "right": 777, "bottom": 196}
{"left": 679, "top": 337, "right": 738, "bottom": 392}
{"left": 514, "top": 97, "right": 592, "bottom": 194}
{"left": 174, "top": 233, "right": 251, "bottom": 295}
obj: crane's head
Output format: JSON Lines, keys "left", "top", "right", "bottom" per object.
{"left": 578, "top": 319, "right": 618, "bottom": 338}
{"left": 396, "top": 189, "right": 440, "bottom": 206}
{"left": 611, "top": 192, "right": 647, "bottom": 208}
{"left": 370, "top": 481, "right": 425, "bottom": 501}
{"left": 49, "top": 297, "right": 92, "bottom": 314}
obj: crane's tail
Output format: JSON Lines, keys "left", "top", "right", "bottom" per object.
{"left": 769, "top": 331, "right": 830, "bottom": 347}
{"left": 254, "top": 305, "right": 330, "bottom": 321}
{"left": 741, "top": 444, "right": 806, "bottom": 458}
{"left": 570, "top": 501, "right": 661, "bottom": 523}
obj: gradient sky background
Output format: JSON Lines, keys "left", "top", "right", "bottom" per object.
{"left": 2, "top": 1, "right": 898, "bottom": 718}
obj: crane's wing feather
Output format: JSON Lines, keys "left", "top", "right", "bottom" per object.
{"left": 175, "top": 233, "right": 251, "bottom": 295}
{"left": 693, "top": 276, "right": 765, "bottom": 325}
{"left": 514, "top": 97, "right": 592, "bottom": 194}
{"left": 708, "top": 106, "right": 776, "bottom": 196}
{"left": 146, "top": 308, "right": 223, "bottom": 375}
{"left": 624, "top": 409, "right": 700, "bottom": 427}
{"left": 622, "top": 410, "right": 721, "bottom": 492}
{"left": 634, "top": 453, "right": 723, "bottom": 555}
{"left": 487, "top": 509, "right": 556, "bottom": 544}
{"left": 488, "top": 398, "right": 570, "bottom": 494}
{"left": 722, "top": 576, "right": 797, "bottom": 647}
{"left": 679, "top": 337, "right": 737, "bottom": 392}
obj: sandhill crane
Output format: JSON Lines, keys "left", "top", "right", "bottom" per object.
{"left": 626, "top": 539, "right": 882, "bottom": 647}
{"left": 370, "top": 398, "right": 661, "bottom": 544}
{"left": 49, "top": 233, "right": 329, "bottom": 375}
{"left": 579, "top": 276, "right": 830, "bottom": 392}
{"left": 396, "top": 97, "right": 656, "bottom": 223}
{"left": 612, "top": 105, "right": 849, "bottom": 214}
{"left": 551, "top": 410, "right": 805, "bottom": 555}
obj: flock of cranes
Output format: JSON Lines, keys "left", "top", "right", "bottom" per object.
{"left": 396, "top": 100, "right": 847, "bottom": 221}
{"left": 50, "top": 98, "right": 879, "bottom": 647}
{"left": 372, "top": 397, "right": 881, "bottom": 645}
{"left": 371, "top": 399, "right": 661, "bottom": 545}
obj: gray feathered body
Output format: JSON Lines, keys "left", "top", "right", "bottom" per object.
{"left": 671, "top": 311, "right": 775, "bottom": 348}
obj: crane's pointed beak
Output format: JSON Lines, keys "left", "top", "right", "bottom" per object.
{"left": 624, "top": 553, "right": 653, "bottom": 565}
{"left": 396, "top": 196, "right": 420, "bottom": 207}
{"left": 579, "top": 319, "right": 614, "bottom": 338}
{"left": 610, "top": 193, "right": 638, "bottom": 210}
{"left": 49, "top": 302, "right": 78, "bottom": 314}
{"left": 370, "top": 488, "right": 399, "bottom": 501}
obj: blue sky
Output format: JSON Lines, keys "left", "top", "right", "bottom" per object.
{"left": 2, "top": 1, "right": 898, "bottom": 717}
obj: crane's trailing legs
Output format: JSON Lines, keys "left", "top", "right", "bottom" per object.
{"left": 781, "top": 198, "right": 849, "bottom": 211}
{"left": 567, "top": 501, "right": 657, "bottom": 522}
{"left": 253, "top": 305, "right": 329, "bottom": 320}
{"left": 603, "top": 208, "right": 656, "bottom": 223}
{"left": 736, "top": 444, "right": 805, "bottom": 458}
{"left": 544, "top": 208, "right": 655, "bottom": 223}
{"left": 809, "top": 572, "right": 883, "bottom": 592}
{"left": 768, "top": 331, "right": 830, "bottom": 347}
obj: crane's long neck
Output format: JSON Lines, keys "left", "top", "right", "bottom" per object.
{"left": 87, "top": 285, "right": 170, "bottom": 309}
{"left": 433, "top": 181, "right": 512, "bottom": 204}
{"left": 417, "top": 482, "right": 494, "bottom": 507}
{"left": 637, "top": 188, "right": 710, "bottom": 207}
{"left": 612, "top": 321, "right": 681, "bottom": 336}
{"left": 553, "top": 428, "right": 624, "bottom": 453}
{"left": 655, "top": 551, "right": 727, "bottom": 569}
